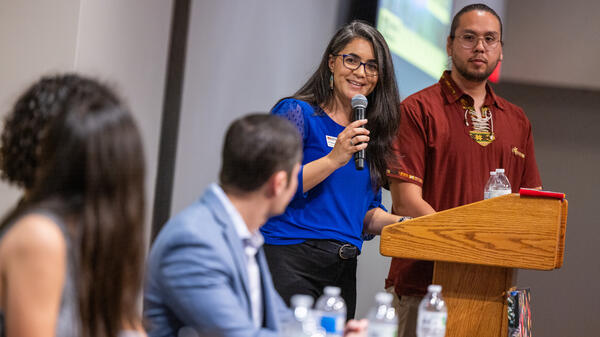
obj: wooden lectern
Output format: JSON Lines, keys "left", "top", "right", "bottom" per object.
{"left": 380, "top": 193, "right": 568, "bottom": 337}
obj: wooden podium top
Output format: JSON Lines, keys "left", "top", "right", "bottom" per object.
{"left": 380, "top": 194, "right": 568, "bottom": 270}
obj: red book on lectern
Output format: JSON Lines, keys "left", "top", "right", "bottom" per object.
{"left": 519, "top": 188, "right": 565, "bottom": 200}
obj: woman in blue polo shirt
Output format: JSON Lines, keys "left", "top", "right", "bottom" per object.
{"left": 261, "top": 20, "right": 402, "bottom": 319}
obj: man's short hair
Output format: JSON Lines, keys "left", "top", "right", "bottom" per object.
{"left": 449, "top": 3, "right": 503, "bottom": 41}
{"left": 220, "top": 113, "right": 302, "bottom": 192}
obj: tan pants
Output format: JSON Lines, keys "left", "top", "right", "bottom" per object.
{"left": 386, "top": 287, "right": 421, "bottom": 337}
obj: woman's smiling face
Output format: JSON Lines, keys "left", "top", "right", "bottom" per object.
{"left": 329, "top": 38, "right": 378, "bottom": 103}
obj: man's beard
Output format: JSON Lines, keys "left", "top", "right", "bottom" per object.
{"left": 453, "top": 57, "right": 499, "bottom": 82}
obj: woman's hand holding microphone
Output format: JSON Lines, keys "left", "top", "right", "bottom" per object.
{"left": 327, "top": 119, "right": 370, "bottom": 168}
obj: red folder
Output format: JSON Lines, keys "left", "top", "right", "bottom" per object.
{"left": 519, "top": 188, "right": 565, "bottom": 199}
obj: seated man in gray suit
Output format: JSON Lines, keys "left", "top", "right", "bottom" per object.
{"left": 144, "top": 114, "right": 366, "bottom": 337}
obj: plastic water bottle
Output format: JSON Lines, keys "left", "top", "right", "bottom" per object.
{"left": 284, "top": 294, "right": 313, "bottom": 337}
{"left": 315, "top": 286, "right": 346, "bottom": 337}
{"left": 367, "top": 292, "right": 397, "bottom": 337}
{"left": 483, "top": 171, "right": 498, "bottom": 200}
{"left": 416, "top": 284, "right": 447, "bottom": 337}
{"left": 493, "top": 168, "right": 512, "bottom": 197}
{"left": 285, "top": 294, "right": 324, "bottom": 337}
{"left": 285, "top": 294, "right": 326, "bottom": 337}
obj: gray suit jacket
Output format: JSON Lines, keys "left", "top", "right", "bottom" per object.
{"left": 144, "top": 186, "right": 291, "bottom": 337}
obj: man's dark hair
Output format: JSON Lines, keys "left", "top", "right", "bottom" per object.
{"left": 220, "top": 114, "right": 302, "bottom": 192}
{"left": 449, "top": 3, "right": 503, "bottom": 41}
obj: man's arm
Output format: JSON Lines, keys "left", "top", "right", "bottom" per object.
{"left": 389, "top": 180, "right": 436, "bottom": 218}
{"left": 385, "top": 99, "right": 433, "bottom": 219}
{"left": 158, "top": 234, "right": 279, "bottom": 337}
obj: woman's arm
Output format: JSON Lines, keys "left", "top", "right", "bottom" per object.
{"left": 2, "top": 214, "right": 66, "bottom": 337}
{"left": 362, "top": 207, "right": 405, "bottom": 235}
{"left": 302, "top": 119, "right": 369, "bottom": 193}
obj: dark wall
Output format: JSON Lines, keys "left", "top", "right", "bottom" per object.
{"left": 492, "top": 82, "right": 600, "bottom": 337}
{"left": 337, "top": 0, "right": 378, "bottom": 26}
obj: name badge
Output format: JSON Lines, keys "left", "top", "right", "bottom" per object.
{"left": 326, "top": 135, "right": 337, "bottom": 148}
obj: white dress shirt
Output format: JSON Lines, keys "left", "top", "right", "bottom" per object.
{"left": 210, "top": 183, "right": 264, "bottom": 328}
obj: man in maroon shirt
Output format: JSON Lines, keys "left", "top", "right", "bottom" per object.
{"left": 385, "top": 4, "right": 542, "bottom": 336}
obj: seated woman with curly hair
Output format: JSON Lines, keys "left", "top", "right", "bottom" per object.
{"left": 0, "top": 74, "right": 146, "bottom": 337}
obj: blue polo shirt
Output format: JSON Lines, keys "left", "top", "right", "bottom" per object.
{"left": 260, "top": 98, "right": 384, "bottom": 250}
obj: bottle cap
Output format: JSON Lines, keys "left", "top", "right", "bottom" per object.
{"left": 490, "top": 171, "right": 497, "bottom": 175}
{"left": 374, "top": 292, "right": 393, "bottom": 304}
{"left": 496, "top": 168, "right": 505, "bottom": 173}
{"left": 291, "top": 294, "right": 314, "bottom": 308}
{"left": 427, "top": 284, "right": 442, "bottom": 293}
{"left": 323, "top": 286, "right": 341, "bottom": 296}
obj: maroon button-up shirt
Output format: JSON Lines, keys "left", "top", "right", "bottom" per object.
{"left": 386, "top": 71, "right": 542, "bottom": 296}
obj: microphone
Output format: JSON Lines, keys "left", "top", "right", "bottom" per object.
{"left": 351, "top": 94, "right": 368, "bottom": 170}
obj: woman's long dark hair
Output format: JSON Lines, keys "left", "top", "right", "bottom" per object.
{"left": 292, "top": 20, "right": 401, "bottom": 190}
{"left": 1, "top": 76, "right": 145, "bottom": 337}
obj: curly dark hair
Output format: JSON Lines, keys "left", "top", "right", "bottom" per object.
{"left": 0, "top": 74, "right": 84, "bottom": 189}
{"left": 1, "top": 74, "right": 146, "bottom": 337}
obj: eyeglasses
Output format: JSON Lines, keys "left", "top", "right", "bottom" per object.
{"left": 455, "top": 33, "right": 501, "bottom": 50}
{"left": 333, "top": 54, "right": 379, "bottom": 76}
